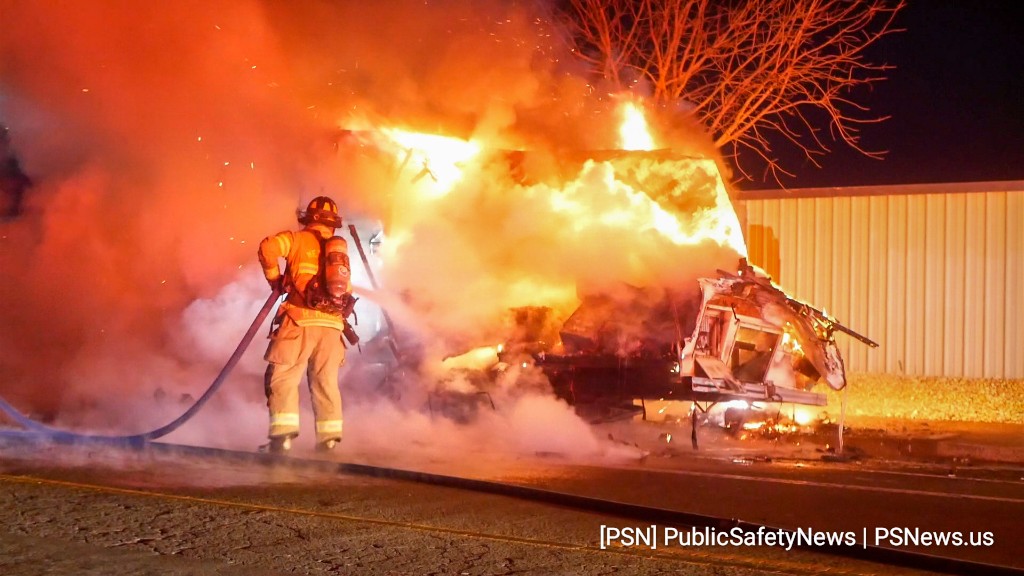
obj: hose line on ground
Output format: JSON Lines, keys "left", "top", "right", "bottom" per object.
{"left": 0, "top": 289, "right": 282, "bottom": 446}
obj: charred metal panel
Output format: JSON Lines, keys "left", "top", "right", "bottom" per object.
{"left": 515, "top": 258, "right": 864, "bottom": 412}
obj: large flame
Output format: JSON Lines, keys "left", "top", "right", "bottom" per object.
{"left": 619, "top": 101, "right": 657, "bottom": 151}
{"left": 371, "top": 103, "right": 747, "bottom": 258}
{"left": 354, "top": 98, "right": 747, "bottom": 354}
{"left": 615, "top": 100, "right": 745, "bottom": 254}
{"left": 544, "top": 158, "right": 747, "bottom": 254}
{"left": 379, "top": 128, "right": 481, "bottom": 197}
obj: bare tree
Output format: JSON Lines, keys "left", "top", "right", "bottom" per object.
{"left": 559, "top": 0, "right": 905, "bottom": 181}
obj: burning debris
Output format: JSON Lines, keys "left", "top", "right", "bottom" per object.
{"left": 332, "top": 96, "right": 877, "bottom": 445}
{"left": 713, "top": 400, "right": 825, "bottom": 439}
{"left": 521, "top": 258, "right": 877, "bottom": 418}
{"left": 346, "top": 157, "right": 876, "bottom": 446}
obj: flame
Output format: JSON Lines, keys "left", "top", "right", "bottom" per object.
{"left": 441, "top": 345, "right": 501, "bottom": 371}
{"left": 364, "top": 107, "right": 748, "bottom": 352}
{"left": 370, "top": 106, "right": 746, "bottom": 258}
{"left": 618, "top": 101, "right": 656, "bottom": 151}
{"left": 782, "top": 326, "right": 804, "bottom": 355}
{"left": 792, "top": 407, "right": 816, "bottom": 426}
{"left": 741, "top": 419, "right": 801, "bottom": 434}
{"left": 546, "top": 159, "right": 747, "bottom": 255}
{"left": 379, "top": 128, "right": 481, "bottom": 196}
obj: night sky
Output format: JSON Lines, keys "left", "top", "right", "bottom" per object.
{"left": 2, "top": 2, "right": 1020, "bottom": 197}
{"left": 753, "top": 1, "right": 1024, "bottom": 190}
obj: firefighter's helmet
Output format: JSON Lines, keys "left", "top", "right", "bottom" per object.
{"left": 297, "top": 196, "right": 343, "bottom": 228}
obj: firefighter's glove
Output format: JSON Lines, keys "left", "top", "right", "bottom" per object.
{"left": 340, "top": 293, "right": 358, "bottom": 318}
{"left": 268, "top": 275, "right": 286, "bottom": 295}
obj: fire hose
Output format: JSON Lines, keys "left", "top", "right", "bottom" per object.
{"left": 0, "top": 221, "right": 393, "bottom": 444}
{"left": 0, "top": 292, "right": 1018, "bottom": 574}
{"left": 0, "top": 288, "right": 283, "bottom": 447}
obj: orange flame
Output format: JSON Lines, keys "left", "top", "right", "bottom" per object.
{"left": 782, "top": 325, "right": 804, "bottom": 355}
{"left": 379, "top": 128, "right": 481, "bottom": 197}
{"left": 371, "top": 120, "right": 748, "bottom": 258}
{"left": 619, "top": 100, "right": 656, "bottom": 150}
{"left": 441, "top": 345, "right": 500, "bottom": 371}
{"left": 544, "top": 158, "right": 747, "bottom": 256}
{"left": 367, "top": 104, "right": 748, "bottom": 328}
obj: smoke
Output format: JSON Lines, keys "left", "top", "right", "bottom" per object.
{"left": 0, "top": 1, "right": 737, "bottom": 464}
{"left": 0, "top": 0, "right": 315, "bottom": 418}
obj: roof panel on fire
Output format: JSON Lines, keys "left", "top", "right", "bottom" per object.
{"left": 332, "top": 128, "right": 739, "bottom": 250}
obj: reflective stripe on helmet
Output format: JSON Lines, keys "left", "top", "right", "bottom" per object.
{"left": 301, "top": 196, "right": 342, "bottom": 228}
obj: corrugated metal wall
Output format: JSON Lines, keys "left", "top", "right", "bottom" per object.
{"left": 739, "top": 181, "right": 1024, "bottom": 379}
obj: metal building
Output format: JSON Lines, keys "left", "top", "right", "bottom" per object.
{"left": 738, "top": 181, "right": 1024, "bottom": 379}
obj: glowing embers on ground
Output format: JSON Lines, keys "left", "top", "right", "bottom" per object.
{"left": 717, "top": 400, "right": 822, "bottom": 438}
{"left": 378, "top": 128, "right": 481, "bottom": 196}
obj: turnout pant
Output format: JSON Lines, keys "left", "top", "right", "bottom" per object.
{"left": 263, "top": 316, "right": 345, "bottom": 443}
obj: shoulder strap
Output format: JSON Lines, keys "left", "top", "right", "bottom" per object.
{"left": 281, "top": 230, "right": 324, "bottom": 301}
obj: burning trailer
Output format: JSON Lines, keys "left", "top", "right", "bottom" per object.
{"left": 520, "top": 259, "right": 878, "bottom": 424}
{"left": 425, "top": 252, "right": 879, "bottom": 439}
{"left": 329, "top": 99, "right": 877, "bottom": 447}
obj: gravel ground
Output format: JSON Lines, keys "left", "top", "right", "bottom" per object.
{"left": 0, "top": 457, "right": 861, "bottom": 576}
{"left": 825, "top": 374, "right": 1024, "bottom": 424}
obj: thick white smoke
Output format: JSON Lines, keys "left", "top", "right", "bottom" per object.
{"left": 0, "top": 1, "right": 736, "bottom": 466}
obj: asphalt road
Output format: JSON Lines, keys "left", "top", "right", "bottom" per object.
{"left": 2, "top": 436, "right": 1020, "bottom": 576}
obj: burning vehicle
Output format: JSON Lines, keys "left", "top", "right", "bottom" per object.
{"left": 513, "top": 259, "right": 878, "bottom": 421}
{"left": 332, "top": 100, "right": 876, "bottom": 438}
{"left": 418, "top": 251, "right": 878, "bottom": 442}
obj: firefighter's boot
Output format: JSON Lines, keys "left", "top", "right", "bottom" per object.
{"left": 260, "top": 435, "right": 294, "bottom": 454}
{"left": 315, "top": 438, "right": 339, "bottom": 452}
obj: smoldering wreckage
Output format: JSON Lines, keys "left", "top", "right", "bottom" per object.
{"left": 418, "top": 258, "right": 879, "bottom": 447}
{"left": 335, "top": 128, "right": 879, "bottom": 451}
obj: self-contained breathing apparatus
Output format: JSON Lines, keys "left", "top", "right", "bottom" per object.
{"left": 293, "top": 196, "right": 360, "bottom": 347}
{"left": 305, "top": 234, "right": 360, "bottom": 346}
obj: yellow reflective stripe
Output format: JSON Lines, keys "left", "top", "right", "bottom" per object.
{"left": 275, "top": 234, "right": 291, "bottom": 256}
{"left": 295, "top": 263, "right": 319, "bottom": 275}
{"left": 270, "top": 412, "right": 300, "bottom": 427}
{"left": 316, "top": 420, "right": 343, "bottom": 434}
{"left": 291, "top": 316, "right": 345, "bottom": 330}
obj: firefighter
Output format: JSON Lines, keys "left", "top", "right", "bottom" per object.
{"left": 257, "top": 195, "right": 351, "bottom": 453}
